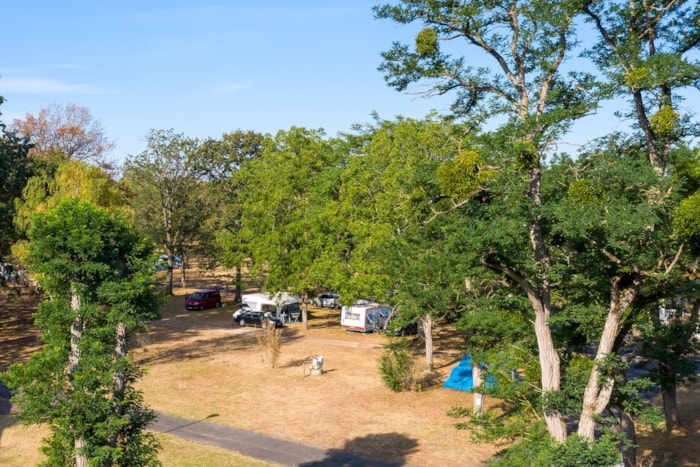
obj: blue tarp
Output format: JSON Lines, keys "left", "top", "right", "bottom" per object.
{"left": 444, "top": 356, "right": 519, "bottom": 392}
{"left": 443, "top": 355, "right": 475, "bottom": 392}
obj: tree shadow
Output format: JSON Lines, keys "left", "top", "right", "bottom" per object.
{"left": 417, "top": 370, "right": 445, "bottom": 389}
{"left": 0, "top": 410, "right": 20, "bottom": 452}
{"left": 300, "top": 432, "right": 419, "bottom": 467}
{"left": 305, "top": 306, "right": 341, "bottom": 329}
{"left": 0, "top": 289, "right": 40, "bottom": 446}
{"left": 135, "top": 319, "right": 310, "bottom": 366}
{"left": 635, "top": 383, "right": 700, "bottom": 466}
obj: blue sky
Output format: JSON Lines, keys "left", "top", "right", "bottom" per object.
{"left": 3, "top": 2, "right": 697, "bottom": 164}
{"left": 1, "top": 1, "right": 457, "bottom": 162}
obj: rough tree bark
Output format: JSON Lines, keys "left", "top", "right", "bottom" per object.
{"left": 105, "top": 321, "right": 128, "bottom": 467}
{"left": 578, "top": 275, "right": 641, "bottom": 440}
{"left": 69, "top": 287, "right": 88, "bottom": 467}
{"left": 421, "top": 315, "right": 434, "bottom": 372}
{"left": 472, "top": 362, "right": 484, "bottom": 415}
{"left": 301, "top": 289, "right": 310, "bottom": 330}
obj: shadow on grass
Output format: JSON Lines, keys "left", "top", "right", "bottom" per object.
{"left": 417, "top": 371, "right": 445, "bottom": 389}
{"left": 635, "top": 383, "right": 700, "bottom": 466}
{"left": 300, "top": 432, "right": 419, "bottom": 467}
{"left": 135, "top": 318, "right": 308, "bottom": 366}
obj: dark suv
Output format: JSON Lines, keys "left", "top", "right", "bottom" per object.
{"left": 234, "top": 308, "right": 283, "bottom": 328}
{"left": 185, "top": 288, "right": 222, "bottom": 310}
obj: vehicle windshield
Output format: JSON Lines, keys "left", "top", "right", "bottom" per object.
{"left": 190, "top": 293, "right": 205, "bottom": 299}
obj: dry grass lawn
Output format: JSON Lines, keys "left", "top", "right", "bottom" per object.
{"left": 135, "top": 272, "right": 497, "bottom": 466}
{"left": 2, "top": 267, "right": 700, "bottom": 466}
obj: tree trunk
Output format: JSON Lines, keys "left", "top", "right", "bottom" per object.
{"left": 68, "top": 291, "right": 82, "bottom": 375}
{"left": 523, "top": 166, "right": 567, "bottom": 443}
{"left": 69, "top": 287, "right": 88, "bottom": 467}
{"left": 235, "top": 265, "right": 242, "bottom": 302}
{"left": 472, "top": 362, "right": 484, "bottom": 415}
{"left": 578, "top": 276, "right": 640, "bottom": 440}
{"left": 611, "top": 368, "right": 638, "bottom": 467}
{"left": 662, "top": 383, "right": 681, "bottom": 430}
{"left": 301, "top": 290, "right": 309, "bottom": 330}
{"left": 162, "top": 199, "right": 175, "bottom": 294}
{"left": 164, "top": 254, "right": 174, "bottom": 294}
{"left": 533, "top": 308, "right": 567, "bottom": 443}
{"left": 422, "top": 315, "right": 433, "bottom": 371}
{"left": 105, "top": 321, "right": 128, "bottom": 467}
{"left": 179, "top": 254, "right": 187, "bottom": 290}
{"left": 618, "top": 409, "right": 637, "bottom": 467}
{"left": 659, "top": 299, "right": 700, "bottom": 431}
{"left": 75, "top": 438, "right": 88, "bottom": 467}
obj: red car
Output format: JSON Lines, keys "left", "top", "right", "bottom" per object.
{"left": 185, "top": 288, "right": 222, "bottom": 310}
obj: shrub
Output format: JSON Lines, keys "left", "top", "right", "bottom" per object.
{"left": 379, "top": 338, "right": 416, "bottom": 392}
{"left": 256, "top": 318, "right": 282, "bottom": 368}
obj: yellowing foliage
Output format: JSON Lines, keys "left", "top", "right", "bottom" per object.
{"left": 416, "top": 27, "right": 439, "bottom": 57}
{"left": 437, "top": 149, "right": 493, "bottom": 198}
{"left": 567, "top": 179, "right": 604, "bottom": 204}
{"left": 650, "top": 105, "right": 679, "bottom": 138}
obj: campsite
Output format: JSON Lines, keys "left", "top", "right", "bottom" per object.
{"left": 3, "top": 265, "right": 700, "bottom": 466}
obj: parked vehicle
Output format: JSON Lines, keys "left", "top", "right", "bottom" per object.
{"left": 242, "top": 292, "right": 302, "bottom": 323}
{"left": 340, "top": 303, "right": 391, "bottom": 333}
{"left": 234, "top": 305, "right": 283, "bottom": 328}
{"left": 156, "top": 254, "right": 182, "bottom": 271}
{"left": 0, "top": 263, "right": 25, "bottom": 285}
{"left": 385, "top": 315, "right": 419, "bottom": 336}
{"left": 312, "top": 292, "right": 341, "bottom": 309}
{"left": 185, "top": 288, "right": 222, "bottom": 310}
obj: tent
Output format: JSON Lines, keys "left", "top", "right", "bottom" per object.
{"left": 444, "top": 356, "right": 518, "bottom": 392}
{"left": 443, "top": 355, "right": 476, "bottom": 392}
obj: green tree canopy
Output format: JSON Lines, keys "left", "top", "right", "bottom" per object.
{"left": 0, "top": 97, "right": 33, "bottom": 260}
{"left": 235, "top": 127, "right": 344, "bottom": 328}
{"left": 4, "top": 199, "right": 161, "bottom": 466}
{"left": 123, "top": 129, "right": 202, "bottom": 293}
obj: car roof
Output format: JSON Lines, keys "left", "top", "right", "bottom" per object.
{"left": 194, "top": 288, "right": 220, "bottom": 293}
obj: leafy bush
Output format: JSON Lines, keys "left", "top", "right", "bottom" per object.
{"left": 379, "top": 338, "right": 416, "bottom": 392}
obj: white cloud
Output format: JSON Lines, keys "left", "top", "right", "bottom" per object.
{"left": 0, "top": 77, "right": 105, "bottom": 94}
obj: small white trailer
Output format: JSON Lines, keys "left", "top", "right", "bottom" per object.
{"left": 241, "top": 292, "right": 302, "bottom": 323}
{"left": 340, "top": 303, "right": 391, "bottom": 333}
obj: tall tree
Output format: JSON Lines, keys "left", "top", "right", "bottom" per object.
{"left": 375, "top": 2, "right": 700, "bottom": 458}
{"left": 9, "top": 102, "right": 116, "bottom": 166}
{"left": 193, "top": 130, "right": 264, "bottom": 300}
{"left": 0, "top": 96, "right": 33, "bottom": 261}
{"left": 235, "top": 127, "right": 342, "bottom": 329}
{"left": 575, "top": 0, "right": 700, "bottom": 440}
{"left": 4, "top": 199, "right": 161, "bottom": 466}
{"left": 375, "top": 0, "right": 595, "bottom": 443}
{"left": 335, "top": 116, "right": 469, "bottom": 370}
{"left": 123, "top": 129, "right": 200, "bottom": 293}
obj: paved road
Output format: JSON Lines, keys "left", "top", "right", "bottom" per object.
{"left": 150, "top": 412, "right": 400, "bottom": 467}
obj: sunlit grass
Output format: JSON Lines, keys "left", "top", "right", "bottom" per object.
{"left": 0, "top": 415, "right": 272, "bottom": 467}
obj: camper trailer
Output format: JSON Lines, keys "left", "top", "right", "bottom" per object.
{"left": 340, "top": 303, "right": 391, "bottom": 333}
{"left": 241, "top": 292, "right": 302, "bottom": 323}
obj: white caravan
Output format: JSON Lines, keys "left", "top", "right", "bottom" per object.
{"left": 340, "top": 303, "right": 391, "bottom": 333}
{"left": 241, "top": 292, "right": 302, "bottom": 323}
